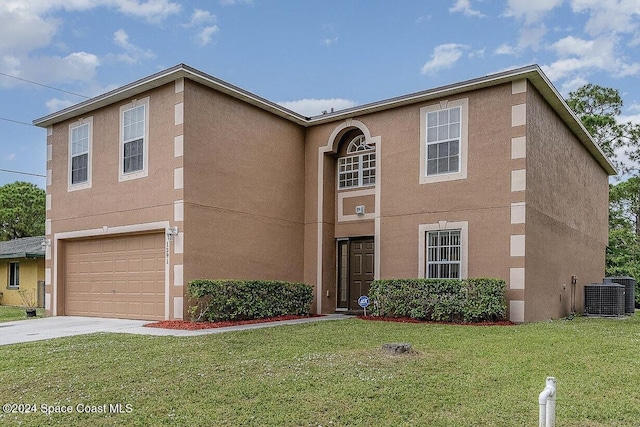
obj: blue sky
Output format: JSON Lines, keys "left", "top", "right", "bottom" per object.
{"left": 1, "top": 0, "right": 639, "bottom": 188}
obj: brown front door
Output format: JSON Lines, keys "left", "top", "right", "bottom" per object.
{"left": 337, "top": 237, "right": 375, "bottom": 311}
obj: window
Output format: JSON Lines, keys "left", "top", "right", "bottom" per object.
{"left": 426, "top": 230, "right": 461, "bottom": 278}
{"left": 119, "top": 98, "right": 149, "bottom": 181}
{"left": 426, "top": 107, "right": 460, "bottom": 175}
{"left": 68, "top": 118, "right": 92, "bottom": 191}
{"left": 338, "top": 135, "right": 376, "bottom": 189}
{"left": 8, "top": 262, "right": 19, "bottom": 288}
{"left": 419, "top": 98, "right": 468, "bottom": 184}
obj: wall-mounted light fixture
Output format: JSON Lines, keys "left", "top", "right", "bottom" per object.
{"left": 166, "top": 226, "right": 179, "bottom": 241}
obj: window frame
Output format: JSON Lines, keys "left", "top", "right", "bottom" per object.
{"left": 68, "top": 117, "right": 93, "bottom": 191}
{"left": 337, "top": 135, "right": 376, "bottom": 190}
{"left": 426, "top": 229, "right": 462, "bottom": 279}
{"left": 419, "top": 98, "right": 468, "bottom": 184}
{"left": 418, "top": 221, "right": 468, "bottom": 279}
{"left": 119, "top": 97, "right": 150, "bottom": 182}
{"left": 8, "top": 261, "right": 19, "bottom": 288}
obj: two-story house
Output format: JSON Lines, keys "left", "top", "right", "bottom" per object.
{"left": 33, "top": 64, "right": 615, "bottom": 323}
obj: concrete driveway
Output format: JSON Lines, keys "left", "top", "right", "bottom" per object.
{"left": 0, "top": 314, "right": 348, "bottom": 346}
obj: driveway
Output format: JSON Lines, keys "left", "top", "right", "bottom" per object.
{"left": 0, "top": 314, "right": 348, "bottom": 346}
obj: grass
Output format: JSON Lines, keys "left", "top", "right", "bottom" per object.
{"left": 0, "top": 305, "right": 45, "bottom": 322}
{"left": 1, "top": 315, "right": 639, "bottom": 426}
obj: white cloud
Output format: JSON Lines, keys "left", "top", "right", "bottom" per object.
{"left": 277, "top": 98, "right": 358, "bottom": 117}
{"left": 45, "top": 97, "right": 76, "bottom": 112}
{"left": 322, "top": 36, "right": 339, "bottom": 46}
{"left": 197, "top": 26, "right": 220, "bottom": 46}
{"left": 219, "top": 0, "right": 253, "bottom": 5}
{"left": 449, "top": 0, "right": 486, "bottom": 18}
{"left": 113, "top": 29, "right": 155, "bottom": 63}
{"left": 571, "top": 0, "right": 640, "bottom": 36}
{"left": 420, "top": 43, "right": 468, "bottom": 74}
{"left": 494, "top": 43, "right": 517, "bottom": 55}
{"left": 503, "top": 0, "right": 564, "bottom": 24}
{"left": 185, "top": 8, "right": 216, "bottom": 27}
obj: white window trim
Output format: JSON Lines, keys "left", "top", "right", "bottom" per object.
{"left": 418, "top": 221, "right": 468, "bottom": 279}
{"left": 68, "top": 117, "right": 93, "bottom": 192}
{"left": 119, "top": 97, "right": 150, "bottom": 182}
{"left": 8, "top": 261, "right": 19, "bottom": 288}
{"left": 338, "top": 136, "right": 376, "bottom": 190}
{"left": 419, "top": 98, "right": 468, "bottom": 184}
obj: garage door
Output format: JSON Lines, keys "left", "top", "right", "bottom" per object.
{"left": 65, "top": 233, "right": 165, "bottom": 320}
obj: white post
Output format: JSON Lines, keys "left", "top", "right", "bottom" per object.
{"left": 538, "top": 377, "right": 557, "bottom": 427}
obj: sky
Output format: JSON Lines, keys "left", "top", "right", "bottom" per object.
{"left": 1, "top": 0, "right": 639, "bottom": 188}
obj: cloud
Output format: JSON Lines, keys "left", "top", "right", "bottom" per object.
{"left": 113, "top": 29, "right": 155, "bottom": 64}
{"left": 494, "top": 43, "right": 517, "bottom": 55}
{"left": 571, "top": 0, "right": 640, "bottom": 37}
{"left": 183, "top": 9, "right": 219, "bottom": 46}
{"left": 219, "top": 0, "right": 253, "bottom": 5}
{"left": 277, "top": 98, "right": 358, "bottom": 117}
{"left": 184, "top": 8, "right": 216, "bottom": 27}
{"left": 420, "top": 43, "right": 468, "bottom": 74}
{"left": 449, "top": 0, "right": 486, "bottom": 18}
{"left": 197, "top": 26, "right": 220, "bottom": 46}
{"left": 503, "top": 0, "right": 564, "bottom": 24}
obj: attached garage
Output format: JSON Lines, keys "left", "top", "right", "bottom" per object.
{"left": 64, "top": 233, "right": 166, "bottom": 320}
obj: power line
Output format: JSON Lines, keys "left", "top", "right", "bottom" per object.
{"left": 0, "top": 71, "right": 89, "bottom": 99}
{"left": 0, "top": 117, "right": 40, "bottom": 128}
{"left": 0, "top": 168, "right": 46, "bottom": 178}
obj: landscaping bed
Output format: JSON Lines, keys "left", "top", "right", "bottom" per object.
{"left": 144, "top": 314, "right": 324, "bottom": 330}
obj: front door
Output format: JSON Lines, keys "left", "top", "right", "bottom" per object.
{"left": 337, "top": 237, "right": 375, "bottom": 311}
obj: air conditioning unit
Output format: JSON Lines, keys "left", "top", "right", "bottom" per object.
{"left": 603, "top": 276, "right": 636, "bottom": 314}
{"left": 584, "top": 283, "right": 625, "bottom": 317}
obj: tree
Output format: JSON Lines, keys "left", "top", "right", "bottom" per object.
{"left": 0, "top": 181, "right": 45, "bottom": 240}
{"left": 567, "top": 83, "right": 640, "bottom": 174}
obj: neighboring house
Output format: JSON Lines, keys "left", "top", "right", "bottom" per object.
{"left": 0, "top": 236, "right": 45, "bottom": 307}
{"left": 33, "top": 64, "right": 615, "bottom": 323}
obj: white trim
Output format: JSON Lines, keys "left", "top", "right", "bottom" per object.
{"left": 47, "top": 126, "right": 53, "bottom": 137}
{"left": 45, "top": 219, "right": 51, "bottom": 236}
{"left": 174, "top": 102, "right": 184, "bottom": 126}
{"left": 45, "top": 293, "right": 51, "bottom": 310}
{"left": 510, "top": 234, "right": 526, "bottom": 257}
{"left": 46, "top": 194, "right": 51, "bottom": 211}
{"left": 174, "top": 135, "right": 184, "bottom": 157}
{"left": 174, "top": 232, "right": 184, "bottom": 254}
{"left": 510, "top": 300, "right": 525, "bottom": 323}
{"left": 511, "top": 169, "right": 526, "bottom": 192}
{"left": 510, "top": 267, "right": 525, "bottom": 289}
{"left": 47, "top": 144, "right": 52, "bottom": 162}
{"left": 173, "top": 297, "right": 183, "bottom": 319}
{"left": 337, "top": 188, "right": 375, "bottom": 222}
{"left": 174, "top": 200, "right": 184, "bottom": 222}
{"left": 174, "top": 264, "right": 184, "bottom": 286}
{"left": 52, "top": 221, "right": 171, "bottom": 319}
{"left": 46, "top": 169, "right": 52, "bottom": 187}
{"left": 418, "top": 221, "right": 469, "bottom": 279}
{"left": 175, "top": 78, "right": 184, "bottom": 94}
{"left": 512, "top": 79, "right": 527, "bottom": 94}
{"left": 510, "top": 202, "right": 526, "bottom": 224}
{"left": 419, "top": 98, "right": 469, "bottom": 184}
{"left": 174, "top": 167, "right": 184, "bottom": 190}
{"left": 119, "top": 97, "right": 150, "bottom": 182}
{"left": 512, "top": 103, "right": 526, "bottom": 127}
{"left": 511, "top": 136, "right": 526, "bottom": 159}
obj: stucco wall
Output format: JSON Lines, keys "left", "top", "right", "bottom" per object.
{"left": 182, "top": 80, "right": 306, "bottom": 297}
{"left": 0, "top": 258, "right": 44, "bottom": 307}
{"left": 524, "top": 84, "right": 609, "bottom": 321}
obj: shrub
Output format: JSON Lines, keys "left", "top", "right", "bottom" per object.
{"left": 188, "top": 279, "right": 314, "bottom": 322}
{"left": 369, "top": 278, "right": 506, "bottom": 322}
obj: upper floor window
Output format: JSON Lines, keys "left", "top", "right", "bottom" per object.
{"left": 426, "top": 106, "right": 460, "bottom": 175}
{"left": 119, "top": 97, "right": 149, "bottom": 182}
{"left": 68, "top": 117, "right": 92, "bottom": 191}
{"left": 338, "top": 135, "right": 376, "bottom": 189}
{"left": 419, "top": 98, "right": 468, "bottom": 184}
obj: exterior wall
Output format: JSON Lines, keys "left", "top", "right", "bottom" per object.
{"left": 524, "top": 84, "right": 609, "bottom": 321}
{"left": 45, "top": 81, "right": 183, "bottom": 318}
{"left": 182, "top": 80, "right": 306, "bottom": 316}
{"left": 0, "top": 258, "right": 44, "bottom": 307}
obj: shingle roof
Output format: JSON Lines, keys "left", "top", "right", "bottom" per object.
{"left": 0, "top": 236, "right": 45, "bottom": 259}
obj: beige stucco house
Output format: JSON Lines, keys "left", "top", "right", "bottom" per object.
{"left": 33, "top": 64, "right": 615, "bottom": 323}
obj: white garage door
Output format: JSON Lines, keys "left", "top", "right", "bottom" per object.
{"left": 65, "top": 233, "right": 165, "bottom": 320}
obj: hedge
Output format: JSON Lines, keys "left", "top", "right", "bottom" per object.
{"left": 369, "top": 278, "right": 506, "bottom": 322}
{"left": 187, "top": 279, "right": 314, "bottom": 322}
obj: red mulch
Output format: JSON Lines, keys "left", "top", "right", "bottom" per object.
{"left": 358, "top": 315, "right": 515, "bottom": 326}
{"left": 143, "top": 314, "right": 324, "bottom": 330}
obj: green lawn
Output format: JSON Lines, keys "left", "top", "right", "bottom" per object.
{"left": 0, "top": 306, "right": 44, "bottom": 322}
{"left": 1, "top": 315, "right": 639, "bottom": 426}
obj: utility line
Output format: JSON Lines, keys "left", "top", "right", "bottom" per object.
{"left": 0, "top": 117, "right": 40, "bottom": 128}
{"left": 0, "top": 71, "right": 90, "bottom": 99}
{"left": 0, "top": 168, "right": 46, "bottom": 178}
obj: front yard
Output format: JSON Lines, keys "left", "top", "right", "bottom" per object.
{"left": 0, "top": 306, "right": 44, "bottom": 322}
{"left": 0, "top": 315, "right": 638, "bottom": 426}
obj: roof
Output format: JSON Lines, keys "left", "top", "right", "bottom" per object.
{"left": 0, "top": 236, "right": 45, "bottom": 259}
{"left": 32, "top": 63, "right": 616, "bottom": 175}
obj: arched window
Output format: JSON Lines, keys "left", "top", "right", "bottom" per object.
{"left": 338, "top": 135, "right": 376, "bottom": 189}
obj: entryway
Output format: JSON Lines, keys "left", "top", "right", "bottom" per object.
{"left": 336, "top": 237, "right": 375, "bottom": 311}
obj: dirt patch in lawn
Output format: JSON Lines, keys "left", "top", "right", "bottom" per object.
{"left": 144, "top": 314, "right": 325, "bottom": 330}
{"left": 358, "top": 315, "right": 515, "bottom": 326}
